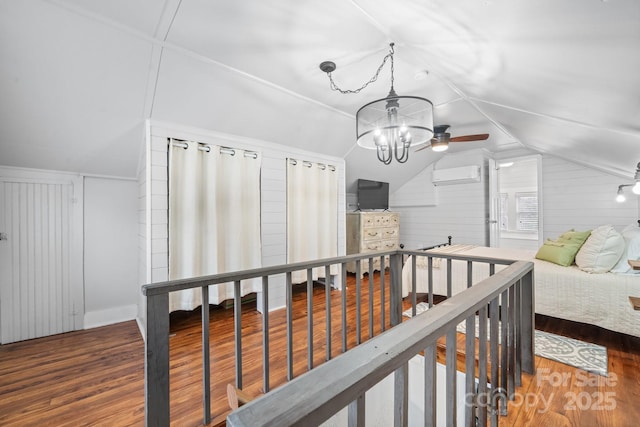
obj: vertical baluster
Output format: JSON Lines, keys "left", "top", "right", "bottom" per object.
{"left": 424, "top": 343, "right": 437, "bottom": 427}
{"left": 342, "top": 262, "right": 348, "bottom": 353}
{"left": 446, "top": 258, "right": 452, "bottom": 298}
{"left": 380, "top": 256, "right": 386, "bottom": 332}
{"left": 467, "top": 261, "right": 473, "bottom": 288}
{"left": 489, "top": 297, "right": 499, "bottom": 426}
{"left": 515, "top": 279, "right": 522, "bottom": 386}
{"left": 369, "top": 260, "right": 374, "bottom": 338}
{"left": 464, "top": 314, "right": 476, "bottom": 427}
{"left": 427, "top": 257, "right": 434, "bottom": 308}
{"left": 508, "top": 283, "right": 516, "bottom": 401}
{"left": 325, "top": 265, "right": 332, "bottom": 361}
{"left": 201, "top": 286, "right": 211, "bottom": 425}
{"left": 411, "top": 255, "right": 417, "bottom": 316}
{"left": 262, "top": 276, "right": 270, "bottom": 393}
{"left": 489, "top": 263, "right": 495, "bottom": 276}
{"left": 389, "top": 253, "right": 403, "bottom": 327}
{"left": 356, "top": 261, "right": 362, "bottom": 345}
{"left": 500, "top": 289, "right": 508, "bottom": 416}
{"left": 521, "top": 269, "right": 535, "bottom": 374}
{"left": 391, "top": 251, "right": 407, "bottom": 425}
{"left": 234, "top": 280, "right": 243, "bottom": 389}
{"left": 307, "top": 269, "right": 314, "bottom": 371}
{"left": 478, "top": 305, "right": 488, "bottom": 426}
{"left": 446, "top": 327, "right": 457, "bottom": 427}
{"left": 348, "top": 394, "right": 365, "bottom": 427}
{"left": 286, "top": 272, "right": 294, "bottom": 380}
{"left": 145, "top": 292, "right": 170, "bottom": 427}
{"left": 394, "top": 363, "right": 409, "bottom": 427}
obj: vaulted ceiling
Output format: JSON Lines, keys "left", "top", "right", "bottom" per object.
{"left": 1, "top": 0, "right": 639, "bottom": 190}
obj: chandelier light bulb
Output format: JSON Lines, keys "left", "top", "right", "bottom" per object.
{"left": 633, "top": 181, "right": 640, "bottom": 195}
{"left": 616, "top": 190, "right": 626, "bottom": 203}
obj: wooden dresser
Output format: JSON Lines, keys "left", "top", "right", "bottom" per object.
{"left": 346, "top": 211, "right": 400, "bottom": 275}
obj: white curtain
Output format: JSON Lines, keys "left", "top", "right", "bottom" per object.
{"left": 287, "top": 159, "right": 338, "bottom": 283}
{"left": 168, "top": 140, "right": 262, "bottom": 311}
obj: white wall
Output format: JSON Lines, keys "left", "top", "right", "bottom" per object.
{"left": 542, "top": 156, "right": 639, "bottom": 238}
{"left": 394, "top": 151, "right": 640, "bottom": 251}
{"left": 84, "top": 177, "right": 139, "bottom": 328}
{"left": 391, "top": 150, "right": 489, "bottom": 249}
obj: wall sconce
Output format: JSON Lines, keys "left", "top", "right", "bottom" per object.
{"left": 616, "top": 162, "right": 640, "bottom": 202}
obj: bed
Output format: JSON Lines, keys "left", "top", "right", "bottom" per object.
{"left": 402, "top": 243, "right": 640, "bottom": 337}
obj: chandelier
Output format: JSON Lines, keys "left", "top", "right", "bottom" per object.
{"left": 319, "top": 43, "right": 434, "bottom": 164}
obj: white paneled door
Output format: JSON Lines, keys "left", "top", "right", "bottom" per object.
{"left": 0, "top": 169, "right": 84, "bottom": 344}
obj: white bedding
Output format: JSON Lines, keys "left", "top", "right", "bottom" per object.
{"left": 402, "top": 245, "right": 640, "bottom": 337}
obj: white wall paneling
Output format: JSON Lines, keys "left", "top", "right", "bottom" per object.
{"left": 0, "top": 167, "right": 84, "bottom": 343}
{"left": 395, "top": 152, "right": 640, "bottom": 252}
{"left": 541, "top": 155, "right": 638, "bottom": 239}
{"left": 389, "top": 165, "right": 437, "bottom": 208}
{"left": 392, "top": 150, "right": 489, "bottom": 249}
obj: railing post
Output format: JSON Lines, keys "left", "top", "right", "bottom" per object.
{"left": 389, "top": 252, "right": 403, "bottom": 327}
{"left": 145, "top": 292, "right": 170, "bottom": 427}
{"left": 521, "top": 269, "right": 535, "bottom": 374}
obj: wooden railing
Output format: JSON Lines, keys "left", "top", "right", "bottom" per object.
{"left": 142, "top": 249, "right": 534, "bottom": 426}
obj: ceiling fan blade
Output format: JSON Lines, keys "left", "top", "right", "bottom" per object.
{"left": 414, "top": 143, "right": 433, "bottom": 152}
{"left": 450, "top": 134, "right": 489, "bottom": 143}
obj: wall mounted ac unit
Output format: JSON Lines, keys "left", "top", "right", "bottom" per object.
{"left": 431, "top": 165, "right": 481, "bottom": 186}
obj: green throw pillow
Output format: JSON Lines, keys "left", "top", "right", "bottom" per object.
{"left": 535, "top": 229, "right": 592, "bottom": 266}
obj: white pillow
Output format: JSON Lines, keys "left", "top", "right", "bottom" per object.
{"left": 575, "top": 225, "right": 625, "bottom": 273}
{"left": 610, "top": 223, "right": 640, "bottom": 274}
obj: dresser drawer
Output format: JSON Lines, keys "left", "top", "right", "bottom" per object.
{"left": 361, "top": 240, "right": 383, "bottom": 252}
{"left": 380, "top": 238, "right": 399, "bottom": 250}
{"left": 362, "top": 227, "right": 383, "bottom": 241}
{"left": 379, "top": 227, "right": 398, "bottom": 239}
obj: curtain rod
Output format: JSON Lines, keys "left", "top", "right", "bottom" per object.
{"left": 288, "top": 158, "right": 336, "bottom": 171}
{"left": 169, "top": 139, "right": 258, "bottom": 159}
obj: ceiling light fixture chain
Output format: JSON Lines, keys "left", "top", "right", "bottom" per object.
{"left": 322, "top": 43, "right": 395, "bottom": 95}
{"left": 319, "top": 42, "right": 434, "bottom": 165}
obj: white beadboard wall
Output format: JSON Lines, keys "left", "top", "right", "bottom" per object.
{"left": 391, "top": 150, "right": 489, "bottom": 249}
{"left": 140, "top": 121, "right": 346, "bottom": 319}
{"left": 541, "top": 155, "right": 639, "bottom": 238}
{"left": 392, "top": 151, "right": 640, "bottom": 252}
{"left": 136, "top": 129, "right": 149, "bottom": 334}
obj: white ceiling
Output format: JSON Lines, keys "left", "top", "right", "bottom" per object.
{"left": 1, "top": 0, "right": 639, "bottom": 189}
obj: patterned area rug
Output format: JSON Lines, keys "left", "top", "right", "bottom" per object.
{"left": 402, "top": 304, "right": 608, "bottom": 376}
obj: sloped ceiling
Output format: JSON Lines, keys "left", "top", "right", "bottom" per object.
{"left": 1, "top": 0, "right": 639, "bottom": 189}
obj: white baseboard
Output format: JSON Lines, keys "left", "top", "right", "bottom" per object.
{"left": 84, "top": 304, "right": 138, "bottom": 329}
{"left": 136, "top": 316, "right": 146, "bottom": 341}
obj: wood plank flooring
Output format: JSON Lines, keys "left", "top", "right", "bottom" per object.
{"left": 1, "top": 272, "right": 639, "bottom": 426}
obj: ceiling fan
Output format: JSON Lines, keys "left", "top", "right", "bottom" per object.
{"left": 415, "top": 125, "right": 489, "bottom": 153}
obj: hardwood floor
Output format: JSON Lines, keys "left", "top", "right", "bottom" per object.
{"left": 1, "top": 272, "right": 639, "bottom": 426}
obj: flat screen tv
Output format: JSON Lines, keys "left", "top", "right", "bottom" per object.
{"left": 357, "top": 179, "right": 389, "bottom": 210}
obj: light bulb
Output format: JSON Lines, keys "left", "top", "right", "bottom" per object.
{"left": 616, "top": 193, "right": 626, "bottom": 203}
{"left": 373, "top": 129, "right": 387, "bottom": 147}
{"left": 431, "top": 142, "right": 448, "bottom": 152}
{"left": 633, "top": 181, "right": 640, "bottom": 195}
